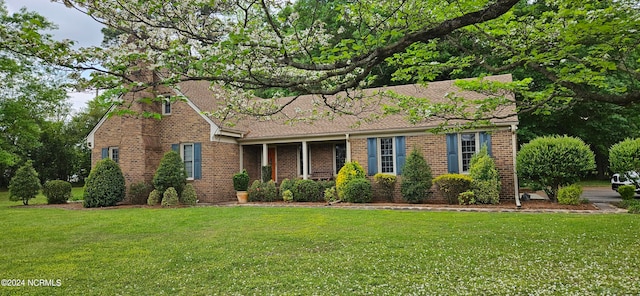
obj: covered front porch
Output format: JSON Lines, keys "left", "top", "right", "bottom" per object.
{"left": 239, "top": 135, "right": 352, "bottom": 183}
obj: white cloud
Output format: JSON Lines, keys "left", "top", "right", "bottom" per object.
{"left": 5, "top": 0, "right": 104, "bottom": 112}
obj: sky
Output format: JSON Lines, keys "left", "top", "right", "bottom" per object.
{"left": 4, "top": 0, "right": 105, "bottom": 112}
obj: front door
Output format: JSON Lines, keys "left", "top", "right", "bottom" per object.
{"left": 268, "top": 148, "right": 276, "bottom": 181}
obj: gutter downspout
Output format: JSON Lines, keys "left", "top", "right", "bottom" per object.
{"left": 512, "top": 124, "right": 521, "bottom": 208}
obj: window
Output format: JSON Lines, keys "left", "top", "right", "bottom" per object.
{"left": 102, "top": 147, "right": 119, "bottom": 163}
{"left": 367, "top": 136, "right": 406, "bottom": 176}
{"left": 182, "top": 143, "right": 194, "bottom": 179}
{"left": 459, "top": 133, "right": 479, "bottom": 172}
{"left": 446, "top": 132, "right": 491, "bottom": 174}
{"left": 162, "top": 98, "right": 171, "bottom": 115}
{"left": 109, "top": 147, "right": 119, "bottom": 163}
{"left": 335, "top": 143, "right": 346, "bottom": 174}
{"left": 379, "top": 137, "right": 395, "bottom": 174}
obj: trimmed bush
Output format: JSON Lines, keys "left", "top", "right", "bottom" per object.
{"left": 471, "top": 179, "right": 500, "bottom": 205}
{"left": 433, "top": 174, "right": 473, "bottom": 204}
{"left": 292, "top": 179, "right": 322, "bottom": 202}
{"left": 557, "top": 184, "right": 583, "bottom": 205}
{"left": 8, "top": 161, "right": 41, "bottom": 205}
{"left": 458, "top": 191, "right": 476, "bottom": 205}
{"left": 147, "top": 189, "right": 161, "bottom": 206}
{"left": 248, "top": 180, "right": 278, "bottom": 202}
{"left": 469, "top": 146, "right": 501, "bottom": 204}
{"left": 400, "top": 149, "right": 433, "bottom": 203}
{"left": 161, "top": 187, "right": 179, "bottom": 207}
{"left": 153, "top": 151, "right": 187, "bottom": 196}
{"left": 282, "top": 190, "right": 293, "bottom": 202}
{"left": 43, "top": 180, "right": 72, "bottom": 204}
{"left": 517, "top": 136, "right": 595, "bottom": 202}
{"left": 609, "top": 138, "right": 640, "bottom": 181}
{"left": 374, "top": 173, "right": 397, "bottom": 202}
{"left": 83, "top": 158, "right": 126, "bottom": 208}
{"left": 279, "top": 178, "right": 294, "bottom": 199}
{"left": 617, "top": 185, "right": 636, "bottom": 200}
{"left": 128, "top": 182, "right": 152, "bottom": 205}
{"left": 181, "top": 184, "right": 197, "bottom": 206}
{"left": 342, "top": 178, "right": 372, "bottom": 203}
{"left": 336, "top": 162, "right": 366, "bottom": 199}
{"left": 318, "top": 180, "right": 336, "bottom": 194}
{"left": 233, "top": 169, "right": 250, "bottom": 191}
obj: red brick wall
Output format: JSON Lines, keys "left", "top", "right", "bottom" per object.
{"left": 93, "top": 93, "right": 240, "bottom": 203}
{"left": 350, "top": 129, "right": 516, "bottom": 202}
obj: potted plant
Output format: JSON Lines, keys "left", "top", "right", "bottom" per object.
{"left": 233, "top": 169, "right": 250, "bottom": 203}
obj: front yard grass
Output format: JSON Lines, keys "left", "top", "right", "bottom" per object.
{"left": 0, "top": 190, "right": 639, "bottom": 295}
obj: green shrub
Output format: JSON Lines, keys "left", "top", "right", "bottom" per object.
{"left": 517, "top": 136, "right": 595, "bottom": 202}
{"left": 318, "top": 180, "right": 336, "bottom": 194}
{"left": 628, "top": 203, "right": 640, "bottom": 214}
{"left": 261, "top": 165, "right": 272, "bottom": 182}
{"left": 153, "top": 151, "right": 187, "bottom": 196}
{"left": 469, "top": 146, "right": 501, "bottom": 203}
{"left": 282, "top": 190, "right": 293, "bottom": 202}
{"left": 248, "top": 180, "right": 278, "bottom": 202}
{"left": 279, "top": 178, "right": 294, "bottom": 199}
{"left": 43, "top": 180, "right": 72, "bottom": 204}
{"left": 342, "top": 178, "right": 372, "bottom": 203}
{"left": 374, "top": 173, "right": 397, "bottom": 202}
{"left": 292, "top": 179, "right": 322, "bottom": 202}
{"left": 609, "top": 138, "right": 640, "bottom": 183}
{"left": 458, "top": 191, "right": 476, "bottom": 205}
{"left": 8, "top": 161, "right": 41, "bottom": 205}
{"left": 471, "top": 179, "right": 500, "bottom": 204}
{"left": 233, "top": 169, "right": 250, "bottom": 191}
{"left": 324, "top": 186, "right": 338, "bottom": 202}
{"left": 433, "top": 174, "right": 473, "bottom": 204}
{"left": 147, "top": 189, "right": 161, "bottom": 206}
{"left": 128, "top": 182, "right": 152, "bottom": 205}
{"left": 400, "top": 149, "right": 433, "bottom": 203}
{"left": 83, "top": 158, "right": 126, "bottom": 208}
{"left": 557, "top": 184, "right": 583, "bottom": 205}
{"left": 336, "top": 162, "right": 366, "bottom": 199}
{"left": 161, "top": 187, "right": 179, "bottom": 207}
{"left": 181, "top": 184, "right": 197, "bottom": 206}
{"left": 617, "top": 185, "right": 636, "bottom": 200}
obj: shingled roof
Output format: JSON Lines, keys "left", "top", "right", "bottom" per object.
{"left": 179, "top": 74, "right": 518, "bottom": 141}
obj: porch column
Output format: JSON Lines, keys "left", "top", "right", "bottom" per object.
{"left": 302, "top": 141, "right": 309, "bottom": 180}
{"left": 345, "top": 134, "right": 351, "bottom": 162}
{"left": 262, "top": 143, "right": 268, "bottom": 166}
{"left": 239, "top": 145, "right": 244, "bottom": 170}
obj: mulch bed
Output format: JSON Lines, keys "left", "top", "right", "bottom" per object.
{"left": 20, "top": 199, "right": 599, "bottom": 211}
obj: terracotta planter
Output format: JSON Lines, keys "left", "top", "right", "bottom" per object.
{"left": 236, "top": 191, "right": 248, "bottom": 203}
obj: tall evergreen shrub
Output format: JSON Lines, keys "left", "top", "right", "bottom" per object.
{"left": 9, "top": 161, "right": 41, "bottom": 205}
{"left": 153, "top": 150, "right": 187, "bottom": 196}
{"left": 83, "top": 158, "right": 126, "bottom": 207}
{"left": 400, "top": 149, "right": 433, "bottom": 203}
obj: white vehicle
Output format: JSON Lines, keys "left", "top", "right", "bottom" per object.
{"left": 611, "top": 171, "right": 640, "bottom": 193}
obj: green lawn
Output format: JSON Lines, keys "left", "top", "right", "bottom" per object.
{"left": 0, "top": 190, "right": 639, "bottom": 295}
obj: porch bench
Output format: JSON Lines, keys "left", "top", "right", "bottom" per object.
{"left": 310, "top": 171, "right": 334, "bottom": 181}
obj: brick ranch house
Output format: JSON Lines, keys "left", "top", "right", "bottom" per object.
{"left": 86, "top": 74, "right": 519, "bottom": 203}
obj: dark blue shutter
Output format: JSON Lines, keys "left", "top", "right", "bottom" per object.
{"left": 194, "top": 143, "right": 202, "bottom": 180}
{"left": 171, "top": 144, "right": 179, "bottom": 152}
{"left": 367, "top": 138, "right": 377, "bottom": 176}
{"left": 101, "top": 148, "right": 108, "bottom": 159}
{"left": 446, "top": 134, "right": 459, "bottom": 173}
{"left": 395, "top": 136, "right": 406, "bottom": 175}
{"left": 479, "top": 132, "right": 492, "bottom": 156}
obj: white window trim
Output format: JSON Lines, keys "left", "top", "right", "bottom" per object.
{"left": 162, "top": 98, "right": 172, "bottom": 115}
{"left": 181, "top": 143, "right": 195, "bottom": 180}
{"left": 297, "top": 145, "right": 311, "bottom": 177}
{"left": 457, "top": 132, "right": 480, "bottom": 173}
{"left": 377, "top": 137, "right": 397, "bottom": 175}
{"left": 108, "top": 147, "right": 119, "bottom": 163}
